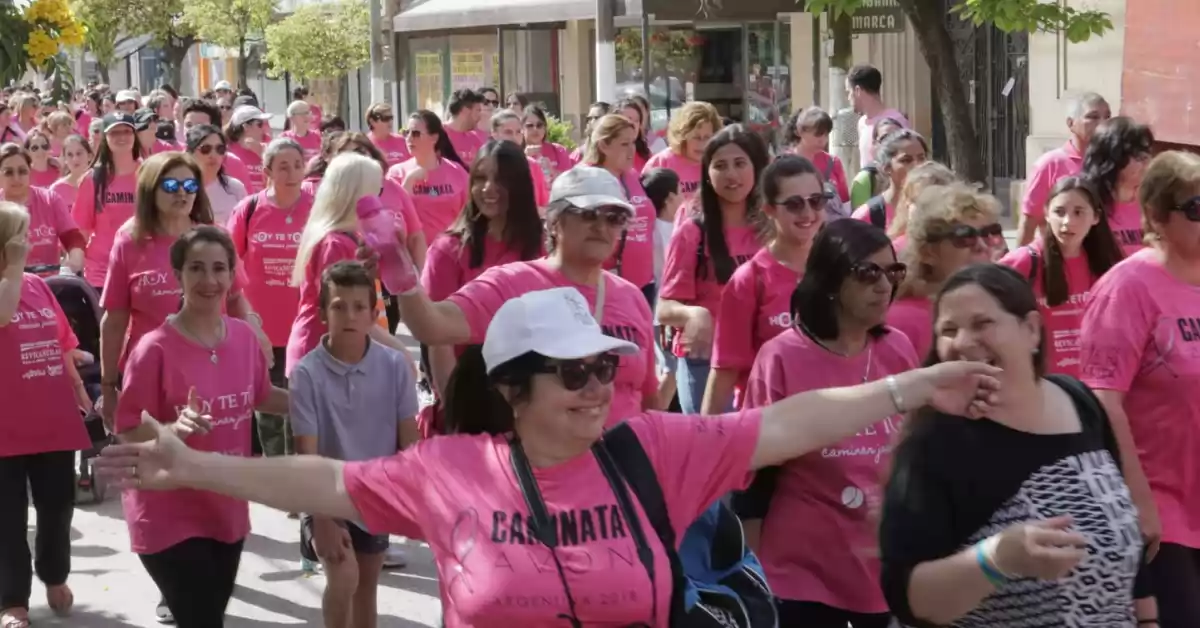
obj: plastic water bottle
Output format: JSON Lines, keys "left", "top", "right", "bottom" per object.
{"left": 356, "top": 195, "right": 417, "bottom": 294}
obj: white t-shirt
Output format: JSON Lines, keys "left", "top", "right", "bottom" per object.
{"left": 857, "top": 108, "right": 910, "bottom": 169}
{"left": 206, "top": 176, "right": 248, "bottom": 226}
{"left": 653, "top": 218, "right": 674, "bottom": 287}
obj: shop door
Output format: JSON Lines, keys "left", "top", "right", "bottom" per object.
{"left": 693, "top": 27, "right": 744, "bottom": 122}
{"left": 746, "top": 22, "right": 791, "bottom": 149}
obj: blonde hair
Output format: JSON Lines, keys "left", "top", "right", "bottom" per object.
{"left": 583, "top": 114, "right": 636, "bottom": 166}
{"left": 887, "top": 161, "right": 957, "bottom": 239}
{"left": 0, "top": 201, "right": 30, "bottom": 250}
{"left": 43, "top": 111, "right": 75, "bottom": 135}
{"left": 897, "top": 182, "right": 1000, "bottom": 298}
{"left": 291, "top": 153, "right": 382, "bottom": 286}
{"left": 1138, "top": 150, "right": 1200, "bottom": 245}
{"left": 667, "top": 102, "right": 722, "bottom": 155}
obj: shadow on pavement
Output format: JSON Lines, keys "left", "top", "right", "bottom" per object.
{"left": 379, "top": 570, "right": 440, "bottom": 598}
{"left": 230, "top": 585, "right": 428, "bottom": 627}
{"left": 25, "top": 604, "right": 142, "bottom": 627}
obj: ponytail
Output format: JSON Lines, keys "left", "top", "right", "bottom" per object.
{"left": 443, "top": 346, "right": 543, "bottom": 435}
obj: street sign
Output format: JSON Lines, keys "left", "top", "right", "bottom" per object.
{"left": 851, "top": 0, "right": 906, "bottom": 35}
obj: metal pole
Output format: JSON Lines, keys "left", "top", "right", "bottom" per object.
{"left": 595, "top": 0, "right": 616, "bottom": 102}
{"left": 368, "top": 0, "right": 385, "bottom": 103}
{"left": 640, "top": 10, "right": 650, "bottom": 105}
{"left": 497, "top": 27, "right": 506, "bottom": 99}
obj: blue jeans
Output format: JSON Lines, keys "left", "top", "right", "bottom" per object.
{"left": 677, "top": 356, "right": 711, "bottom": 414}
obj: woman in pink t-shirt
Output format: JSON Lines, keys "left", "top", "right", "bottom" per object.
{"left": 386, "top": 110, "right": 470, "bottom": 244}
{"left": 0, "top": 144, "right": 85, "bottom": 275}
{"left": 280, "top": 100, "right": 322, "bottom": 162}
{"left": 851, "top": 129, "right": 928, "bottom": 231}
{"left": 112, "top": 225, "right": 288, "bottom": 626}
{"left": 1000, "top": 177, "right": 1123, "bottom": 377}
{"left": 224, "top": 105, "right": 272, "bottom": 194}
{"left": 739, "top": 219, "right": 914, "bottom": 626}
{"left": 1080, "top": 151, "right": 1200, "bottom": 627}
{"left": 880, "top": 161, "right": 956, "bottom": 254}
{"left": 583, "top": 114, "right": 657, "bottom": 299}
{"left": 887, "top": 183, "right": 1003, "bottom": 358}
{"left": 47, "top": 134, "right": 92, "bottom": 212}
{"left": 1080, "top": 116, "right": 1154, "bottom": 256}
{"left": 570, "top": 102, "right": 612, "bottom": 165}
{"left": 187, "top": 124, "right": 248, "bottom": 227}
{"left": 657, "top": 124, "right": 771, "bottom": 413}
{"left": 71, "top": 112, "right": 141, "bottom": 290}
{"left": 98, "top": 286, "right": 1002, "bottom": 628}
{"left": 519, "top": 104, "right": 575, "bottom": 189}
{"left": 707, "top": 155, "right": 824, "bottom": 413}
{"left": 23, "top": 130, "right": 61, "bottom": 190}
{"left": 0, "top": 202, "right": 92, "bottom": 628}
{"left": 645, "top": 101, "right": 721, "bottom": 211}
{"left": 781, "top": 107, "right": 850, "bottom": 204}
{"left": 365, "top": 103, "right": 409, "bottom": 167}
{"left": 616, "top": 98, "right": 654, "bottom": 173}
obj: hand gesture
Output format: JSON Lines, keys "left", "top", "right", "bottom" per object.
{"left": 680, "top": 306, "right": 714, "bottom": 359}
{"left": 910, "top": 361, "right": 1002, "bottom": 418}
{"left": 312, "top": 517, "right": 352, "bottom": 565}
{"left": 169, "top": 387, "right": 212, "bottom": 440}
{"left": 2, "top": 236, "right": 30, "bottom": 274}
{"left": 95, "top": 417, "right": 194, "bottom": 490}
{"left": 991, "top": 516, "right": 1088, "bottom": 580}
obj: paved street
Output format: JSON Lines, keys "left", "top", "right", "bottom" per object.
{"left": 24, "top": 498, "right": 442, "bottom": 627}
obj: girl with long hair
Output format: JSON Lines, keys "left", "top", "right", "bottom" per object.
{"left": 645, "top": 101, "right": 721, "bottom": 209}
{"left": 386, "top": 110, "right": 469, "bottom": 244}
{"left": 851, "top": 128, "right": 928, "bottom": 231}
{"left": 23, "top": 130, "right": 60, "bottom": 189}
{"left": 1080, "top": 116, "right": 1155, "bottom": 255}
{"left": 656, "top": 124, "right": 772, "bottom": 413}
{"left": 849, "top": 118, "right": 905, "bottom": 210}
{"left": 0, "top": 144, "right": 84, "bottom": 275}
{"left": 615, "top": 98, "right": 654, "bottom": 172}
{"left": 47, "top": 134, "right": 92, "bottom": 210}
{"left": 782, "top": 107, "right": 850, "bottom": 205}
{"left": 70, "top": 112, "right": 141, "bottom": 290}
{"left": 39, "top": 111, "right": 74, "bottom": 159}
{"left": 186, "top": 124, "right": 247, "bottom": 225}
{"left": 224, "top": 105, "right": 272, "bottom": 194}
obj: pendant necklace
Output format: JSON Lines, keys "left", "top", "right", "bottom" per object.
{"left": 796, "top": 321, "right": 874, "bottom": 383}
{"left": 173, "top": 315, "right": 225, "bottom": 364}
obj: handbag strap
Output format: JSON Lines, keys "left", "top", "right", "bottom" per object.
{"left": 593, "top": 438, "right": 659, "bottom": 623}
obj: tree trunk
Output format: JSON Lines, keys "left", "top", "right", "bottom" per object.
{"left": 158, "top": 35, "right": 193, "bottom": 92}
{"left": 97, "top": 62, "right": 110, "bottom": 84}
{"left": 337, "top": 74, "right": 348, "bottom": 120}
{"left": 237, "top": 37, "right": 248, "bottom": 88}
{"left": 898, "top": 0, "right": 987, "bottom": 184}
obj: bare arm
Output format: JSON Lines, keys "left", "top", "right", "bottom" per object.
{"left": 1016, "top": 212, "right": 1042, "bottom": 247}
{"left": 654, "top": 298, "right": 696, "bottom": 328}
{"left": 395, "top": 290, "right": 471, "bottom": 346}
{"left": 906, "top": 547, "right": 998, "bottom": 624}
{"left": 99, "top": 308, "right": 131, "bottom": 383}
{"left": 257, "top": 387, "right": 289, "bottom": 416}
{"left": 701, "top": 367, "right": 739, "bottom": 415}
{"left": 186, "top": 450, "right": 360, "bottom": 521}
{"left": 1095, "top": 389, "right": 1160, "bottom": 555}
{"left": 428, "top": 345, "right": 457, "bottom": 398}
{"left": 407, "top": 232, "right": 427, "bottom": 270}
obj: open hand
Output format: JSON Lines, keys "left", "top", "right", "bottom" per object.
{"left": 909, "top": 361, "right": 1003, "bottom": 418}
{"left": 312, "top": 517, "right": 352, "bottom": 565}
{"left": 94, "top": 417, "right": 193, "bottom": 491}
{"left": 992, "top": 516, "right": 1088, "bottom": 580}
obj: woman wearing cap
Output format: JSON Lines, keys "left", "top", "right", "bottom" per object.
{"left": 225, "top": 105, "right": 272, "bottom": 194}
{"left": 0, "top": 144, "right": 84, "bottom": 276}
{"left": 71, "top": 112, "right": 141, "bottom": 290}
{"left": 98, "top": 282, "right": 1000, "bottom": 627}
{"left": 114, "top": 90, "right": 139, "bottom": 115}
{"left": 133, "top": 108, "right": 177, "bottom": 156}
{"left": 281, "top": 101, "right": 321, "bottom": 162}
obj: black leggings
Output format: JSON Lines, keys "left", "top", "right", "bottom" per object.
{"left": 0, "top": 450, "right": 75, "bottom": 610}
{"left": 140, "top": 537, "right": 245, "bottom": 628}
{"left": 775, "top": 599, "right": 891, "bottom": 628}
{"left": 1149, "top": 543, "right": 1200, "bottom": 628}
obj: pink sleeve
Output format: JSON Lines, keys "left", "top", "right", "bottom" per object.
{"left": 832, "top": 157, "right": 850, "bottom": 202}
{"left": 1021, "top": 157, "right": 1056, "bottom": 219}
{"left": 997, "top": 246, "right": 1034, "bottom": 279}
{"left": 627, "top": 409, "right": 762, "bottom": 534}
{"left": 115, "top": 336, "right": 163, "bottom": 432}
{"left": 531, "top": 168, "right": 549, "bottom": 206}
{"left": 342, "top": 447, "right": 429, "bottom": 537}
{"left": 316, "top": 234, "right": 359, "bottom": 270}
{"left": 386, "top": 163, "right": 406, "bottom": 183}
{"left": 99, "top": 237, "right": 129, "bottom": 311}
{"left": 553, "top": 144, "right": 573, "bottom": 173}
{"left": 445, "top": 266, "right": 511, "bottom": 344}
{"left": 710, "top": 268, "right": 757, "bottom": 371}
{"left": 226, "top": 199, "right": 249, "bottom": 258}
{"left": 1079, "top": 276, "right": 1154, "bottom": 393}
{"left": 224, "top": 156, "right": 252, "bottom": 192}
{"left": 659, "top": 221, "right": 701, "bottom": 302}
{"left": 396, "top": 187, "right": 421, "bottom": 237}
{"left": 249, "top": 323, "right": 272, "bottom": 405}
{"left": 47, "top": 189, "right": 79, "bottom": 235}
{"left": 420, "top": 237, "right": 463, "bottom": 301}
{"left": 71, "top": 176, "right": 96, "bottom": 232}
{"left": 743, "top": 345, "right": 785, "bottom": 409}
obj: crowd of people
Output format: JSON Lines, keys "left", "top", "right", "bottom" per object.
{"left": 0, "top": 62, "right": 1198, "bottom": 628}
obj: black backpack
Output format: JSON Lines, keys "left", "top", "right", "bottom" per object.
{"left": 866, "top": 195, "right": 888, "bottom": 229}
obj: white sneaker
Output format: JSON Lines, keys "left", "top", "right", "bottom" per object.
{"left": 155, "top": 598, "right": 175, "bottom": 624}
{"left": 301, "top": 557, "right": 322, "bottom": 574}
{"left": 382, "top": 546, "right": 407, "bottom": 568}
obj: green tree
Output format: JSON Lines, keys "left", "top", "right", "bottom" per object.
{"left": 800, "top": 0, "right": 1112, "bottom": 183}
{"left": 70, "top": 0, "right": 132, "bottom": 83}
{"left": 184, "top": 0, "right": 276, "bottom": 88}
{"left": 125, "top": 0, "right": 196, "bottom": 89}
{"left": 263, "top": 0, "right": 368, "bottom": 112}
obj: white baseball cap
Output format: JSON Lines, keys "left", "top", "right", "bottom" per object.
{"left": 213, "top": 80, "right": 233, "bottom": 92}
{"left": 114, "top": 89, "right": 139, "bottom": 104}
{"left": 548, "top": 166, "right": 634, "bottom": 213}
{"left": 482, "top": 287, "right": 638, "bottom": 374}
{"left": 231, "top": 105, "right": 271, "bottom": 128}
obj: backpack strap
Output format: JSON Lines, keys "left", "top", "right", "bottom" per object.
{"left": 1045, "top": 374, "right": 1123, "bottom": 473}
{"left": 693, "top": 216, "right": 707, "bottom": 281}
{"left": 591, "top": 436, "right": 659, "bottom": 622}
{"left": 867, "top": 196, "right": 887, "bottom": 229}
{"left": 242, "top": 193, "right": 260, "bottom": 252}
{"left": 1025, "top": 246, "right": 1040, "bottom": 284}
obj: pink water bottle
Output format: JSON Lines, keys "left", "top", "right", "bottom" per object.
{"left": 356, "top": 195, "right": 417, "bottom": 294}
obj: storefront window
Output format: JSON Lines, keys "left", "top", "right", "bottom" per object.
{"left": 746, "top": 22, "right": 791, "bottom": 147}
{"left": 409, "top": 37, "right": 448, "bottom": 114}
{"left": 501, "top": 28, "right": 561, "bottom": 116}
{"left": 614, "top": 27, "right": 695, "bottom": 133}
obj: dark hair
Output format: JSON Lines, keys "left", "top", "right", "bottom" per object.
{"left": 91, "top": 120, "right": 144, "bottom": 216}
{"left": 1081, "top": 116, "right": 1154, "bottom": 211}
{"left": 448, "top": 140, "right": 543, "bottom": 268}
{"left": 875, "top": 128, "right": 928, "bottom": 175}
{"left": 321, "top": 115, "right": 346, "bottom": 135}
{"left": 185, "top": 124, "right": 233, "bottom": 193}
{"left": 761, "top": 154, "right": 822, "bottom": 204}
{"left": 1037, "top": 176, "right": 1123, "bottom": 306}
{"left": 444, "top": 347, "right": 547, "bottom": 435}
{"left": 847, "top": 64, "right": 883, "bottom": 95}
{"left": 0, "top": 142, "right": 31, "bottom": 167}
{"left": 409, "top": 109, "right": 469, "bottom": 170}
{"left": 447, "top": 88, "right": 483, "bottom": 117}
{"left": 506, "top": 92, "right": 529, "bottom": 110}
{"left": 479, "top": 86, "right": 499, "bottom": 101}
{"left": 792, "top": 219, "right": 894, "bottom": 341}
{"left": 233, "top": 91, "right": 258, "bottom": 108}
{"left": 696, "top": 124, "right": 771, "bottom": 283}
{"left": 146, "top": 92, "right": 169, "bottom": 114}
{"left": 305, "top": 131, "right": 388, "bottom": 180}
{"left": 520, "top": 105, "right": 549, "bottom": 145}
{"left": 614, "top": 98, "right": 651, "bottom": 160}
{"left": 783, "top": 107, "right": 833, "bottom": 147}
{"left": 318, "top": 260, "right": 377, "bottom": 311}
{"left": 640, "top": 167, "right": 680, "bottom": 217}
{"left": 169, "top": 225, "right": 237, "bottom": 275}
{"left": 155, "top": 120, "right": 176, "bottom": 142}
{"left": 182, "top": 99, "right": 220, "bottom": 128}
{"left": 158, "top": 84, "right": 178, "bottom": 99}
{"left": 132, "top": 152, "right": 214, "bottom": 240}
{"left": 292, "top": 85, "right": 310, "bottom": 101}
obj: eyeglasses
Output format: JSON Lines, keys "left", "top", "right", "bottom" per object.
{"left": 405, "top": 129, "right": 423, "bottom": 138}
{"left": 160, "top": 177, "right": 200, "bottom": 194}
{"left": 536, "top": 354, "right": 619, "bottom": 391}
{"left": 247, "top": 120, "right": 264, "bottom": 128}
{"left": 775, "top": 193, "right": 831, "bottom": 214}
{"left": 1174, "top": 197, "right": 1200, "bottom": 222}
{"left": 524, "top": 122, "right": 546, "bottom": 130}
{"left": 0, "top": 167, "right": 29, "bottom": 177}
{"left": 376, "top": 115, "right": 394, "bottom": 123}
{"left": 27, "top": 143, "right": 50, "bottom": 153}
{"left": 571, "top": 206, "right": 630, "bottom": 227}
{"left": 850, "top": 261, "right": 907, "bottom": 284}
{"left": 196, "top": 144, "right": 227, "bottom": 156}
{"left": 484, "top": 99, "right": 500, "bottom": 107}
{"left": 928, "top": 223, "right": 1005, "bottom": 248}
{"left": 219, "top": 105, "right": 233, "bottom": 111}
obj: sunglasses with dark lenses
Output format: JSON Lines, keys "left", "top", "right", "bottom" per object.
{"left": 524, "top": 122, "right": 546, "bottom": 130}
{"left": 28, "top": 143, "right": 50, "bottom": 153}
{"left": 1, "top": 167, "right": 30, "bottom": 177}
{"left": 196, "top": 144, "right": 227, "bottom": 156}
{"left": 776, "top": 193, "right": 831, "bottom": 213}
{"left": 406, "top": 129, "right": 423, "bottom": 138}
{"left": 484, "top": 99, "right": 501, "bottom": 107}
{"left": 377, "top": 115, "right": 394, "bottom": 123}
{"left": 160, "top": 177, "right": 200, "bottom": 194}
{"left": 573, "top": 206, "right": 630, "bottom": 227}
{"left": 929, "top": 223, "right": 1005, "bottom": 248}
{"left": 850, "top": 262, "right": 907, "bottom": 284}
{"left": 1175, "top": 197, "right": 1200, "bottom": 222}
{"left": 538, "top": 354, "right": 620, "bottom": 391}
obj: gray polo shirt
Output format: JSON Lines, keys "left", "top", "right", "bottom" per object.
{"left": 289, "top": 337, "right": 418, "bottom": 462}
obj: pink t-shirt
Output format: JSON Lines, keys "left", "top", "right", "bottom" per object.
{"left": 886, "top": 297, "right": 933, "bottom": 359}
{"left": 371, "top": 133, "right": 411, "bottom": 168}
{"left": 660, "top": 220, "right": 762, "bottom": 355}
{"left": 711, "top": 247, "right": 801, "bottom": 403}
{"left": 447, "top": 259, "right": 657, "bottom": 426}
{"left": 75, "top": 111, "right": 93, "bottom": 137}
{"left": 745, "top": 327, "right": 917, "bottom": 610}
{"left": 999, "top": 244, "right": 1096, "bottom": 377}
{"left": 857, "top": 109, "right": 910, "bottom": 168}
{"left": 1080, "top": 249, "right": 1200, "bottom": 548}
{"left": 281, "top": 129, "right": 322, "bottom": 161}
{"left": 529, "top": 143, "right": 573, "bottom": 181}
{"left": 0, "top": 274, "right": 90, "bottom": 457}
{"left": 344, "top": 409, "right": 761, "bottom": 627}
{"left": 1021, "top": 141, "right": 1084, "bottom": 220}
{"left": 150, "top": 139, "right": 180, "bottom": 155}
{"left": 386, "top": 158, "right": 469, "bottom": 244}
{"left": 30, "top": 165, "right": 60, "bottom": 189}
{"left": 444, "top": 126, "right": 484, "bottom": 165}
{"left": 227, "top": 143, "right": 265, "bottom": 194}
{"left": 223, "top": 152, "right": 254, "bottom": 194}
{"left": 2, "top": 187, "right": 78, "bottom": 268}
{"left": 72, "top": 171, "right": 137, "bottom": 287}
{"left": 525, "top": 156, "right": 550, "bottom": 207}
{"left": 603, "top": 169, "right": 656, "bottom": 288}
{"left": 809, "top": 151, "right": 851, "bottom": 203}
{"left": 643, "top": 150, "right": 702, "bottom": 202}
{"left": 1108, "top": 200, "right": 1146, "bottom": 256}
{"left": 116, "top": 317, "right": 272, "bottom": 554}
{"left": 379, "top": 178, "right": 422, "bottom": 241}
{"left": 48, "top": 178, "right": 79, "bottom": 210}
{"left": 227, "top": 190, "right": 313, "bottom": 347}
{"left": 102, "top": 227, "right": 246, "bottom": 368}
{"left": 422, "top": 233, "right": 528, "bottom": 301}
{"left": 851, "top": 200, "right": 894, "bottom": 228}
{"left": 285, "top": 231, "right": 360, "bottom": 374}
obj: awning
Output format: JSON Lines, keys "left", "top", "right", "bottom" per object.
{"left": 394, "top": 0, "right": 639, "bottom": 32}
{"left": 84, "top": 34, "right": 152, "bottom": 64}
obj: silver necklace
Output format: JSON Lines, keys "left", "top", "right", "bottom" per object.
{"left": 796, "top": 322, "right": 875, "bottom": 383}
{"left": 172, "top": 315, "right": 225, "bottom": 364}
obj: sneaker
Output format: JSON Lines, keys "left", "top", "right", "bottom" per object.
{"left": 301, "top": 557, "right": 320, "bottom": 574}
{"left": 155, "top": 598, "right": 174, "bottom": 625}
{"left": 382, "top": 546, "right": 407, "bottom": 569}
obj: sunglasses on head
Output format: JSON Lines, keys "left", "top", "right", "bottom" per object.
{"left": 1174, "top": 197, "right": 1200, "bottom": 222}
{"left": 537, "top": 354, "right": 619, "bottom": 391}
{"left": 928, "top": 223, "right": 1004, "bottom": 248}
{"left": 160, "top": 177, "right": 200, "bottom": 194}
{"left": 850, "top": 261, "right": 907, "bottom": 284}
{"left": 571, "top": 205, "right": 630, "bottom": 227}
{"left": 1, "top": 167, "right": 29, "bottom": 177}
{"left": 196, "top": 143, "right": 227, "bottom": 156}
{"left": 775, "top": 193, "right": 831, "bottom": 214}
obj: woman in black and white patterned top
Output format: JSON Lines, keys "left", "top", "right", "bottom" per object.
{"left": 879, "top": 263, "right": 1157, "bottom": 627}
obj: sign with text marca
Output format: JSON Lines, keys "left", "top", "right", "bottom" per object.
{"left": 851, "top": 0, "right": 906, "bottom": 35}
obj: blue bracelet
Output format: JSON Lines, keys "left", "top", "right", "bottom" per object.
{"left": 975, "top": 540, "right": 1007, "bottom": 587}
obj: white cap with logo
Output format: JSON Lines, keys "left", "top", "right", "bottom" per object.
{"left": 114, "top": 90, "right": 139, "bottom": 104}
{"left": 548, "top": 166, "right": 634, "bottom": 213}
{"left": 482, "top": 287, "right": 638, "bottom": 374}
{"left": 231, "top": 105, "right": 272, "bottom": 128}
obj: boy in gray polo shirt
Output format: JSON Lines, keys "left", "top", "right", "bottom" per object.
{"left": 289, "top": 261, "right": 419, "bottom": 628}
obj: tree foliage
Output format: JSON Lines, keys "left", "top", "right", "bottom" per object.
{"left": 70, "top": 0, "right": 131, "bottom": 81}
{"left": 184, "top": 0, "right": 276, "bottom": 84}
{"left": 263, "top": 0, "right": 368, "bottom": 81}
{"left": 124, "top": 0, "right": 197, "bottom": 88}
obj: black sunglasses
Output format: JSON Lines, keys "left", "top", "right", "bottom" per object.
{"left": 850, "top": 262, "right": 907, "bottom": 284}
{"left": 571, "top": 206, "right": 630, "bottom": 227}
{"left": 376, "top": 115, "right": 394, "bottom": 123}
{"left": 775, "top": 193, "right": 831, "bottom": 214}
{"left": 406, "top": 129, "right": 423, "bottom": 138}
{"left": 1174, "top": 197, "right": 1200, "bottom": 222}
{"left": 484, "top": 99, "right": 500, "bottom": 107}
{"left": 537, "top": 354, "right": 619, "bottom": 391}
{"left": 524, "top": 122, "right": 546, "bottom": 130}
{"left": 196, "top": 144, "right": 227, "bottom": 156}
{"left": 928, "top": 223, "right": 1004, "bottom": 248}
